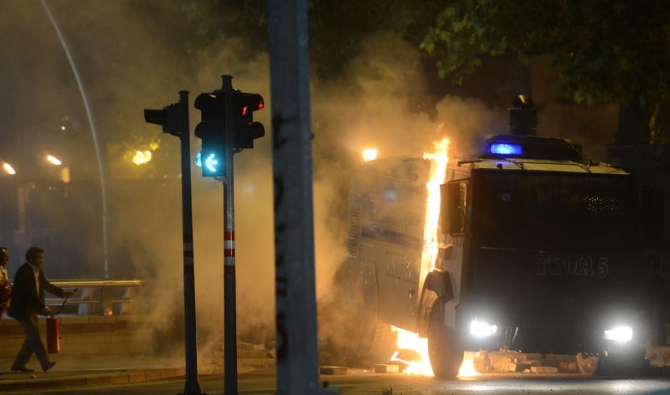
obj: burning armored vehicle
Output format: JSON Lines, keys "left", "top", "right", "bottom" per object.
{"left": 340, "top": 96, "right": 664, "bottom": 377}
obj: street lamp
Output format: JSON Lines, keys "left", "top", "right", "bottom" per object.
{"left": 3, "top": 163, "right": 16, "bottom": 175}
{"left": 362, "top": 148, "right": 378, "bottom": 162}
{"left": 132, "top": 150, "right": 152, "bottom": 166}
{"left": 45, "top": 155, "right": 69, "bottom": 183}
{"left": 46, "top": 155, "right": 62, "bottom": 166}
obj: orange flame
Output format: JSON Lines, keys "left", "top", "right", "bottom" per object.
{"left": 391, "top": 329, "right": 481, "bottom": 377}
{"left": 390, "top": 139, "right": 481, "bottom": 377}
{"left": 387, "top": 139, "right": 450, "bottom": 377}
{"left": 420, "top": 138, "right": 450, "bottom": 280}
{"left": 458, "top": 352, "right": 481, "bottom": 377}
{"left": 390, "top": 326, "right": 433, "bottom": 375}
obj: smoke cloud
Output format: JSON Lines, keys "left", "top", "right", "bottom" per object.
{"left": 0, "top": 1, "right": 506, "bottom": 367}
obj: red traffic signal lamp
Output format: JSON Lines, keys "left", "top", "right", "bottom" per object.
{"left": 232, "top": 92, "right": 265, "bottom": 150}
{"left": 194, "top": 92, "right": 226, "bottom": 177}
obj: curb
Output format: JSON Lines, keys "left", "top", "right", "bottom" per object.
{"left": 0, "top": 367, "right": 190, "bottom": 392}
{"left": 0, "top": 364, "right": 394, "bottom": 395}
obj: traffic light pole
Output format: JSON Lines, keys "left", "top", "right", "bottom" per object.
{"left": 154, "top": 77, "right": 265, "bottom": 395}
{"left": 221, "top": 75, "right": 239, "bottom": 395}
{"left": 177, "top": 91, "right": 203, "bottom": 395}
{"left": 144, "top": 91, "right": 203, "bottom": 395}
{"left": 144, "top": 91, "right": 206, "bottom": 395}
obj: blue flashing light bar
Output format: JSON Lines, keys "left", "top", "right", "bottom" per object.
{"left": 490, "top": 143, "right": 523, "bottom": 155}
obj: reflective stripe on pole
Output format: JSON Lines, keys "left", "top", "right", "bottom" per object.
{"left": 224, "top": 231, "right": 235, "bottom": 257}
{"left": 224, "top": 231, "right": 235, "bottom": 274}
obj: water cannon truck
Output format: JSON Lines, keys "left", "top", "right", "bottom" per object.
{"left": 341, "top": 96, "right": 665, "bottom": 377}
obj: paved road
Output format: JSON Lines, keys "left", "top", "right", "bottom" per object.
{"left": 1, "top": 353, "right": 670, "bottom": 395}
{"left": 4, "top": 365, "right": 670, "bottom": 395}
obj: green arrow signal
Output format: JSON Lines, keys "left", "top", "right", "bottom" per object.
{"left": 205, "top": 153, "right": 219, "bottom": 173}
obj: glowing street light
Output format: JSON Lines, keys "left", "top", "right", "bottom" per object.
{"left": 3, "top": 163, "right": 16, "bottom": 175}
{"left": 362, "top": 148, "right": 378, "bottom": 162}
{"left": 132, "top": 150, "right": 152, "bottom": 165}
{"left": 46, "top": 155, "right": 62, "bottom": 165}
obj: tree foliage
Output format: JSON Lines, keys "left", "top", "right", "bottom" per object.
{"left": 173, "top": 0, "right": 445, "bottom": 78}
{"left": 421, "top": 0, "right": 670, "bottom": 107}
{"left": 176, "top": 0, "right": 670, "bottom": 142}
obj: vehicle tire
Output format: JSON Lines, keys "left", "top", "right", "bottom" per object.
{"left": 576, "top": 353, "right": 598, "bottom": 376}
{"left": 427, "top": 298, "right": 463, "bottom": 379}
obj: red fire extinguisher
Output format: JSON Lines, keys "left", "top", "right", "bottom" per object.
{"left": 46, "top": 289, "right": 77, "bottom": 354}
{"left": 46, "top": 315, "right": 60, "bottom": 354}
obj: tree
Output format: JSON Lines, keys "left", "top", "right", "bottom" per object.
{"left": 420, "top": 0, "right": 670, "bottom": 144}
{"left": 175, "top": 0, "right": 670, "bottom": 143}
{"left": 173, "top": 0, "right": 445, "bottom": 79}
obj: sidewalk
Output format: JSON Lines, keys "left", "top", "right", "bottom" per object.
{"left": 0, "top": 355, "right": 393, "bottom": 394}
{"left": 0, "top": 355, "right": 217, "bottom": 393}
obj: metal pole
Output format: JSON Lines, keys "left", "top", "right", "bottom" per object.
{"left": 221, "top": 75, "right": 239, "bottom": 395}
{"left": 177, "top": 90, "right": 203, "bottom": 395}
{"left": 41, "top": 0, "right": 109, "bottom": 279}
{"left": 268, "top": 1, "right": 321, "bottom": 394}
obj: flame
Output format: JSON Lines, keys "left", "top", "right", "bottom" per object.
{"left": 386, "top": 139, "right": 482, "bottom": 378}
{"left": 420, "top": 139, "right": 450, "bottom": 278}
{"left": 390, "top": 329, "right": 481, "bottom": 378}
{"left": 362, "top": 148, "right": 378, "bottom": 162}
{"left": 387, "top": 139, "right": 451, "bottom": 377}
{"left": 458, "top": 351, "right": 481, "bottom": 377}
{"left": 390, "top": 326, "right": 433, "bottom": 375}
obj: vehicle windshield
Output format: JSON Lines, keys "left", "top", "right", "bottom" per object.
{"left": 473, "top": 170, "right": 640, "bottom": 251}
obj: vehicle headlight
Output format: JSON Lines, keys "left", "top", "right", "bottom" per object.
{"left": 603, "top": 326, "right": 633, "bottom": 342}
{"left": 470, "top": 319, "right": 498, "bottom": 337}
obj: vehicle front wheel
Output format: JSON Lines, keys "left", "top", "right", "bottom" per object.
{"left": 427, "top": 299, "right": 463, "bottom": 379}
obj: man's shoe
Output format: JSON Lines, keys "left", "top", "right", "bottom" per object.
{"left": 43, "top": 361, "right": 56, "bottom": 372}
{"left": 11, "top": 366, "right": 34, "bottom": 373}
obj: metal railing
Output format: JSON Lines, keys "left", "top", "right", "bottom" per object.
{"left": 45, "top": 279, "right": 144, "bottom": 316}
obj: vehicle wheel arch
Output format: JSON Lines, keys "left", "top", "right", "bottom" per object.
{"left": 418, "top": 269, "right": 453, "bottom": 337}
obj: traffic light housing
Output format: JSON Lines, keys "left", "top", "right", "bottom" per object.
{"left": 232, "top": 92, "right": 265, "bottom": 149}
{"left": 194, "top": 92, "right": 226, "bottom": 177}
{"left": 144, "top": 102, "right": 185, "bottom": 137}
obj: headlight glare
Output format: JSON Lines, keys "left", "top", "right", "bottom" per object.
{"left": 604, "top": 326, "right": 633, "bottom": 342}
{"left": 470, "top": 319, "right": 498, "bottom": 337}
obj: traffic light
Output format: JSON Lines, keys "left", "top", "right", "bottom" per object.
{"left": 194, "top": 92, "right": 226, "bottom": 177}
{"left": 232, "top": 92, "right": 265, "bottom": 150}
{"left": 144, "top": 102, "right": 185, "bottom": 137}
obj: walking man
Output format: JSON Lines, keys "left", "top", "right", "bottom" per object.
{"left": 7, "top": 247, "right": 75, "bottom": 372}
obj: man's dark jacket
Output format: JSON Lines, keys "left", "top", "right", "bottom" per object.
{"left": 7, "top": 263, "right": 65, "bottom": 320}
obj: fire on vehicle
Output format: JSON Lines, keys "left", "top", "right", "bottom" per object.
{"left": 339, "top": 96, "right": 665, "bottom": 378}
